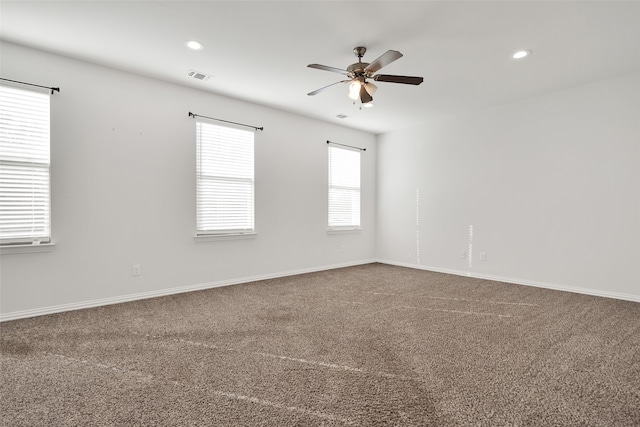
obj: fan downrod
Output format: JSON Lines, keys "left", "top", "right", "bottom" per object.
{"left": 348, "top": 47, "right": 369, "bottom": 75}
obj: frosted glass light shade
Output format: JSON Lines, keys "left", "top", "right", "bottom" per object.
{"left": 348, "top": 81, "right": 361, "bottom": 100}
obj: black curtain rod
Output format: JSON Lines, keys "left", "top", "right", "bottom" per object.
{"left": 188, "top": 112, "right": 263, "bottom": 131}
{"left": 327, "top": 140, "right": 366, "bottom": 151}
{"left": 0, "top": 78, "right": 60, "bottom": 94}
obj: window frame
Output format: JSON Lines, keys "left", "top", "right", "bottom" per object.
{"left": 194, "top": 118, "right": 256, "bottom": 240}
{"left": 0, "top": 83, "right": 54, "bottom": 252}
{"left": 327, "top": 144, "right": 362, "bottom": 232}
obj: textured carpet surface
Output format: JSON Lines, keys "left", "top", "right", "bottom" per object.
{"left": 1, "top": 263, "right": 639, "bottom": 426}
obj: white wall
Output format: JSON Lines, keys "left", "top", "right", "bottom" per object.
{"left": 2, "top": 42, "right": 638, "bottom": 320}
{"left": 377, "top": 72, "right": 640, "bottom": 301}
{"left": 0, "top": 42, "right": 376, "bottom": 318}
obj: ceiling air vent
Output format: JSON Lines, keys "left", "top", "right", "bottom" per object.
{"left": 336, "top": 114, "right": 349, "bottom": 119}
{"left": 186, "top": 70, "right": 212, "bottom": 81}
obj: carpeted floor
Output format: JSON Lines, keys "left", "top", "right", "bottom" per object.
{"left": 1, "top": 263, "right": 639, "bottom": 426}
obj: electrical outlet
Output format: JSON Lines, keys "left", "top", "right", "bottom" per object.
{"left": 132, "top": 264, "right": 141, "bottom": 276}
{"left": 480, "top": 252, "right": 487, "bottom": 261}
{"left": 460, "top": 250, "right": 467, "bottom": 259}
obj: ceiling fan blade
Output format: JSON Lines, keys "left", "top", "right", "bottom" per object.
{"left": 359, "top": 84, "right": 373, "bottom": 104}
{"left": 373, "top": 74, "right": 424, "bottom": 85}
{"left": 307, "top": 64, "right": 349, "bottom": 75}
{"left": 364, "top": 50, "right": 403, "bottom": 73}
{"left": 307, "top": 80, "right": 350, "bottom": 96}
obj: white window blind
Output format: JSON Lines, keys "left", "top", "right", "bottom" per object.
{"left": 196, "top": 119, "right": 254, "bottom": 235}
{"left": 328, "top": 145, "right": 361, "bottom": 229}
{"left": 0, "top": 84, "right": 51, "bottom": 245}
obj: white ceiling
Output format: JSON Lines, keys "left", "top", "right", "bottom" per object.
{"left": 2, "top": 1, "right": 639, "bottom": 134}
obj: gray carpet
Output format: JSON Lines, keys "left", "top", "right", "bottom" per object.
{"left": 1, "top": 263, "right": 639, "bottom": 426}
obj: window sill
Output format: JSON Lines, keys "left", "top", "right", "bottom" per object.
{"left": 194, "top": 232, "right": 257, "bottom": 242}
{"left": 327, "top": 228, "right": 362, "bottom": 234}
{"left": 0, "top": 242, "right": 56, "bottom": 255}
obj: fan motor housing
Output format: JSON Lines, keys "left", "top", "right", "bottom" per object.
{"left": 347, "top": 62, "right": 369, "bottom": 76}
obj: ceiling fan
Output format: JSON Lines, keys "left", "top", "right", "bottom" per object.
{"left": 307, "top": 47, "right": 423, "bottom": 105}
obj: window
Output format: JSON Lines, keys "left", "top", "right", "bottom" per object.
{"left": 0, "top": 84, "right": 51, "bottom": 246}
{"left": 196, "top": 119, "right": 254, "bottom": 236}
{"left": 328, "top": 145, "right": 361, "bottom": 230}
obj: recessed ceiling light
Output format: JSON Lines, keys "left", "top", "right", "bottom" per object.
{"left": 512, "top": 50, "right": 531, "bottom": 59}
{"left": 185, "top": 40, "right": 204, "bottom": 51}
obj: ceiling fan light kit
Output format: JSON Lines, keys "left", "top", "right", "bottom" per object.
{"left": 307, "top": 46, "right": 423, "bottom": 105}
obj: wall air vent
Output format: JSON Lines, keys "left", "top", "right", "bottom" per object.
{"left": 186, "top": 70, "right": 212, "bottom": 81}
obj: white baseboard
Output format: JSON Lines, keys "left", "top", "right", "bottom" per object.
{"left": 3, "top": 258, "right": 636, "bottom": 322}
{"left": 0, "top": 259, "right": 377, "bottom": 322}
{"left": 376, "top": 259, "right": 640, "bottom": 303}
